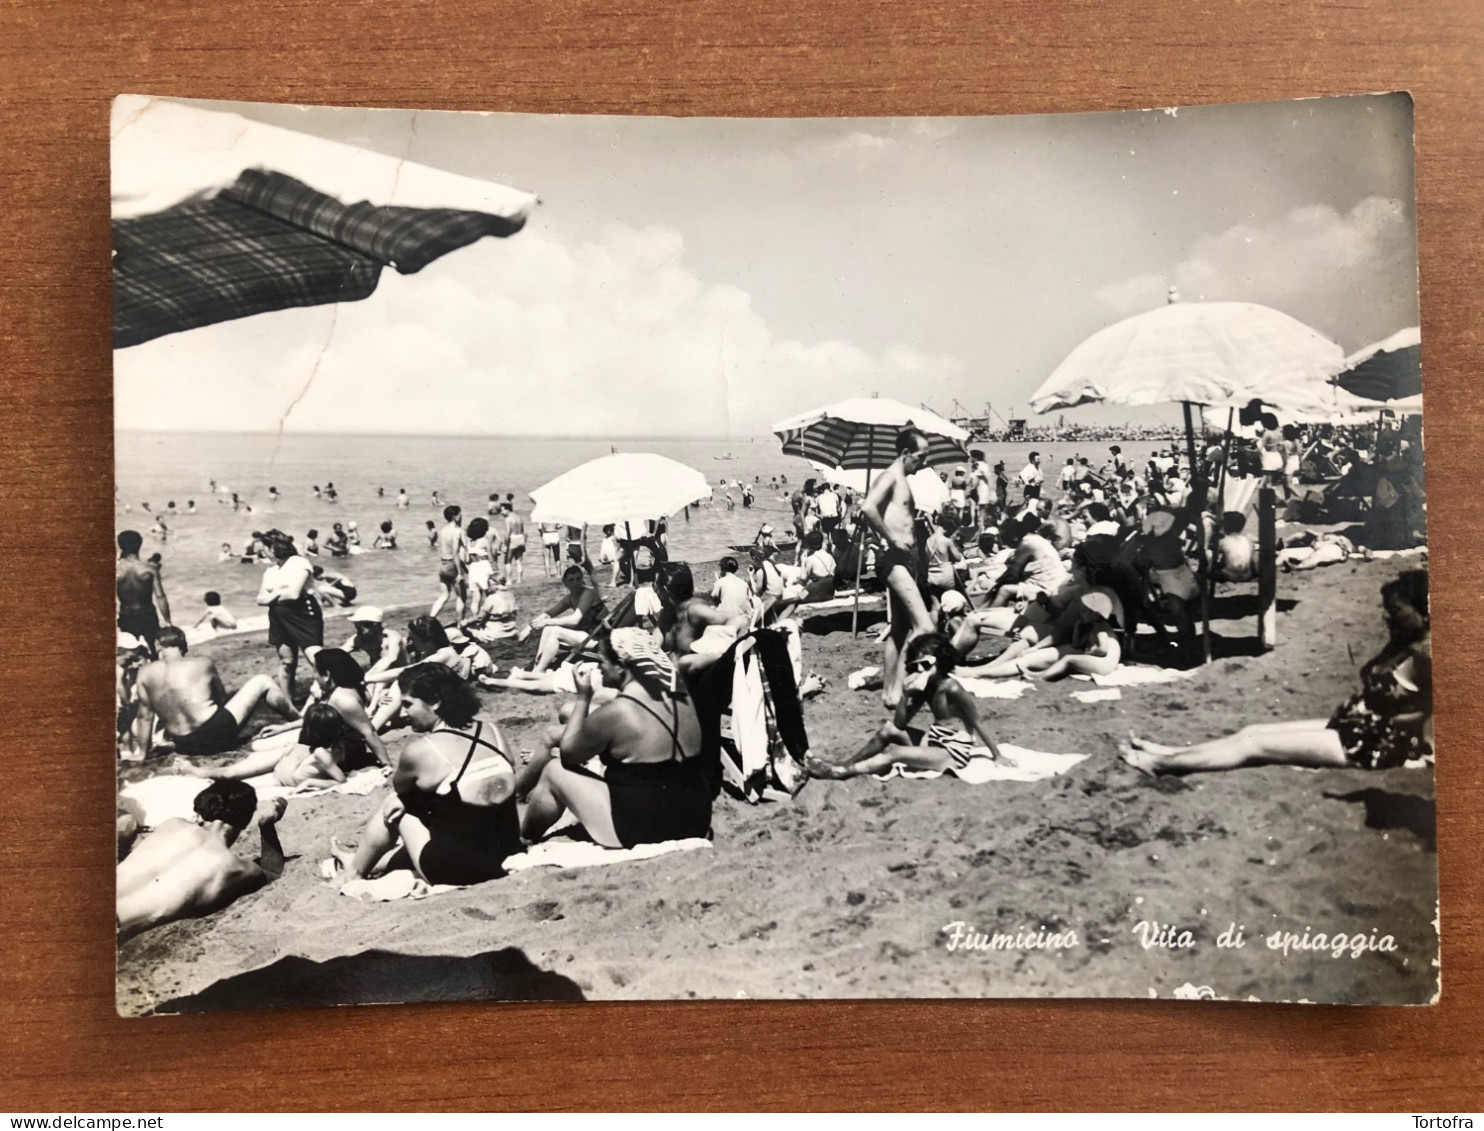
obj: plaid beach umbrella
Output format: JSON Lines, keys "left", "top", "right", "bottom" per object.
{"left": 528, "top": 454, "right": 713, "bottom": 529}
{"left": 113, "top": 170, "right": 530, "bottom": 348}
{"left": 1333, "top": 327, "right": 1422, "bottom": 405}
{"left": 772, "top": 397, "right": 970, "bottom": 473}
{"left": 111, "top": 95, "right": 537, "bottom": 349}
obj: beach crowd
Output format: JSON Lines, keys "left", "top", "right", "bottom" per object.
{"left": 115, "top": 415, "right": 1430, "bottom": 942}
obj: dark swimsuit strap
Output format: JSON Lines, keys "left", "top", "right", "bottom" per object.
{"left": 620, "top": 694, "right": 686, "bottom": 762}
{"left": 432, "top": 722, "right": 506, "bottom": 786}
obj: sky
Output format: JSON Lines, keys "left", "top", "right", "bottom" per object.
{"left": 113, "top": 94, "right": 1420, "bottom": 436}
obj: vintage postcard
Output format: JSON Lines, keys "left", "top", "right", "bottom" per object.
{"left": 112, "top": 93, "right": 1434, "bottom": 1012}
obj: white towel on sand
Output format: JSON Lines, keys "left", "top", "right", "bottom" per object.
{"left": 1070, "top": 688, "right": 1123, "bottom": 703}
{"left": 799, "top": 593, "right": 883, "bottom": 613}
{"left": 327, "top": 837, "right": 711, "bottom": 900}
{"left": 955, "top": 676, "right": 1035, "bottom": 700}
{"left": 121, "top": 767, "right": 388, "bottom": 828}
{"left": 1078, "top": 666, "right": 1195, "bottom": 687}
{"left": 504, "top": 838, "right": 711, "bottom": 872}
{"left": 874, "top": 745, "right": 1088, "bottom": 784}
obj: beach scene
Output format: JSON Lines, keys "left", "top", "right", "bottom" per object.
{"left": 111, "top": 93, "right": 1433, "bottom": 1012}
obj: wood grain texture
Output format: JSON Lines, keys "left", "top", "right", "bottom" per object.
{"left": 2, "top": 0, "right": 1481, "bottom": 1111}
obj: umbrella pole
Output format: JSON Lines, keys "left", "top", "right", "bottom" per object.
{"left": 852, "top": 468, "right": 872, "bottom": 638}
{"left": 1214, "top": 408, "right": 1235, "bottom": 513}
{"left": 1183, "top": 402, "right": 1213, "bottom": 665}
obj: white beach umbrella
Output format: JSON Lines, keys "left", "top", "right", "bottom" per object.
{"left": 528, "top": 453, "right": 712, "bottom": 529}
{"left": 1029, "top": 297, "right": 1348, "bottom": 664}
{"left": 1028, "top": 300, "right": 1348, "bottom": 417}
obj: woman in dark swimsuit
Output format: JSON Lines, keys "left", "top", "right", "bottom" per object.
{"left": 334, "top": 666, "right": 521, "bottom": 885}
{"left": 1122, "top": 570, "right": 1431, "bottom": 775}
{"left": 521, "top": 628, "right": 712, "bottom": 849}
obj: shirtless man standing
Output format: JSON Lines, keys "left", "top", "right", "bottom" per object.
{"left": 117, "top": 530, "right": 171, "bottom": 656}
{"left": 131, "top": 626, "right": 300, "bottom": 759}
{"left": 430, "top": 505, "right": 466, "bottom": 620}
{"left": 116, "top": 780, "right": 286, "bottom": 940}
{"left": 859, "top": 427, "right": 936, "bottom": 707}
{"left": 502, "top": 502, "right": 528, "bottom": 585}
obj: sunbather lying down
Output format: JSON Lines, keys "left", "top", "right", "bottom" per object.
{"left": 808, "top": 632, "right": 1015, "bottom": 780}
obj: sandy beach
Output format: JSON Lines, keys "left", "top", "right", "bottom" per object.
{"left": 116, "top": 552, "right": 1436, "bottom": 1014}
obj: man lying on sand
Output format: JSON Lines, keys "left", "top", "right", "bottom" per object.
{"left": 809, "top": 632, "right": 1015, "bottom": 779}
{"left": 116, "top": 780, "right": 286, "bottom": 941}
{"left": 131, "top": 626, "right": 300, "bottom": 758}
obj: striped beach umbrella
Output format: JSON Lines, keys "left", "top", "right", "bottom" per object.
{"left": 1333, "top": 327, "right": 1422, "bottom": 406}
{"left": 772, "top": 397, "right": 970, "bottom": 473}
{"left": 528, "top": 453, "right": 712, "bottom": 529}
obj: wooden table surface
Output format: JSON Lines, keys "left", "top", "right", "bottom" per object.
{"left": 2, "top": 0, "right": 1481, "bottom": 1111}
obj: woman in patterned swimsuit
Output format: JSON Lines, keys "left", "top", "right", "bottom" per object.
{"left": 1122, "top": 570, "right": 1430, "bottom": 775}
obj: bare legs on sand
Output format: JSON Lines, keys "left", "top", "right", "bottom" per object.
{"left": 881, "top": 564, "right": 934, "bottom": 708}
{"left": 1120, "top": 721, "right": 1348, "bottom": 775}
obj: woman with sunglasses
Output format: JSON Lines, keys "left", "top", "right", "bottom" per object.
{"left": 808, "top": 632, "right": 1016, "bottom": 779}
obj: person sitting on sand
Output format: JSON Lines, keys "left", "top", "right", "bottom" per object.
{"left": 808, "top": 633, "right": 1014, "bottom": 779}
{"left": 521, "top": 629, "right": 713, "bottom": 849}
{"left": 969, "top": 546, "right": 1123, "bottom": 680}
{"left": 985, "top": 522, "right": 1070, "bottom": 610}
{"left": 517, "top": 565, "right": 608, "bottom": 675}
{"left": 333, "top": 665, "right": 521, "bottom": 886}
{"left": 173, "top": 702, "right": 351, "bottom": 788}
{"left": 130, "top": 626, "right": 300, "bottom": 759}
{"left": 117, "top": 780, "right": 287, "bottom": 941}
{"left": 312, "top": 563, "right": 358, "bottom": 607}
{"left": 711, "top": 556, "right": 755, "bottom": 619}
{"left": 772, "top": 530, "right": 839, "bottom": 620}
{"left": 1213, "top": 511, "right": 1257, "bottom": 582}
{"left": 464, "top": 572, "right": 521, "bottom": 646}
{"left": 661, "top": 565, "right": 753, "bottom": 674}
{"left": 192, "top": 591, "right": 237, "bottom": 636}
{"left": 283, "top": 647, "right": 390, "bottom": 766}
{"left": 366, "top": 616, "right": 491, "bottom": 690}
{"left": 1123, "top": 570, "right": 1431, "bottom": 776}
{"left": 341, "top": 607, "right": 409, "bottom": 732}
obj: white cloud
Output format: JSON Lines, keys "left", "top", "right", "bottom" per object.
{"left": 115, "top": 219, "right": 961, "bottom": 437}
{"left": 1092, "top": 196, "right": 1416, "bottom": 347}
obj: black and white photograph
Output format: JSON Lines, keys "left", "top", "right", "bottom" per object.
{"left": 111, "top": 92, "right": 1435, "bottom": 1013}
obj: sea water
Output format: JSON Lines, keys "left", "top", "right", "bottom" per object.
{"left": 115, "top": 430, "right": 1168, "bottom": 629}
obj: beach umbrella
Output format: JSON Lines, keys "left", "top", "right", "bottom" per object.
{"left": 774, "top": 398, "right": 968, "bottom": 635}
{"left": 808, "top": 460, "right": 953, "bottom": 510}
{"left": 1333, "top": 327, "right": 1422, "bottom": 405}
{"left": 772, "top": 397, "right": 970, "bottom": 473}
{"left": 1029, "top": 299, "right": 1348, "bottom": 418}
{"left": 111, "top": 96, "right": 537, "bottom": 348}
{"left": 1030, "top": 296, "right": 1347, "bottom": 663}
{"left": 528, "top": 453, "right": 712, "bottom": 530}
